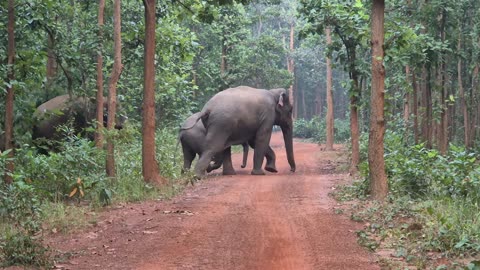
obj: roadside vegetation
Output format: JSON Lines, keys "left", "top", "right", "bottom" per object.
{"left": 330, "top": 125, "right": 480, "bottom": 269}
{"left": 0, "top": 125, "right": 187, "bottom": 267}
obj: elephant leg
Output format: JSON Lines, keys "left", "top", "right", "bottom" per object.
{"left": 264, "top": 146, "right": 278, "bottom": 173}
{"left": 181, "top": 144, "right": 196, "bottom": 174}
{"left": 241, "top": 142, "right": 249, "bottom": 168}
{"left": 251, "top": 128, "right": 272, "bottom": 175}
{"left": 206, "top": 154, "right": 223, "bottom": 173}
{"left": 193, "top": 131, "right": 228, "bottom": 177}
{"left": 222, "top": 147, "right": 236, "bottom": 175}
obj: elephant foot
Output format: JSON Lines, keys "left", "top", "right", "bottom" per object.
{"left": 222, "top": 168, "right": 237, "bottom": 175}
{"left": 265, "top": 165, "right": 278, "bottom": 173}
{"left": 251, "top": 169, "right": 265, "bottom": 175}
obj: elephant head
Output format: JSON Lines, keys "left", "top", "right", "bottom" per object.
{"left": 270, "top": 88, "right": 295, "bottom": 172}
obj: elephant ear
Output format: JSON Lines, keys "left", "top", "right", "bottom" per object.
{"left": 278, "top": 94, "right": 284, "bottom": 107}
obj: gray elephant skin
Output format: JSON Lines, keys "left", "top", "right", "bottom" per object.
{"left": 191, "top": 86, "right": 296, "bottom": 177}
{"left": 179, "top": 112, "right": 249, "bottom": 174}
{"left": 32, "top": 94, "right": 124, "bottom": 151}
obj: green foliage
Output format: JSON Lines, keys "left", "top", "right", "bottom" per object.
{"left": 112, "top": 124, "right": 185, "bottom": 202}
{"left": 419, "top": 198, "right": 480, "bottom": 255}
{"left": 0, "top": 181, "right": 42, "bottom": 234}
{"left": 293, "top": 117, "right": 351, "bottom": 143}
{"left": 0, "top": 227, "right": 51, "bottom": 268}
{"left": 14, "top": 137, "right": 106, "bottom": 202}
{"left": 352, "top": 129, "right": 480, "bottom": 266}
{"left": 0, "top": 181, "right": 51, "bottom": 267}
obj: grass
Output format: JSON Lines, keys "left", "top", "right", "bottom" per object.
{"left": 40, "top": 202, "right": 96, "bottom": 234}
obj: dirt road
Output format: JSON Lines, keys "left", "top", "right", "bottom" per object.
{"left": 50, "top": 133, "right": 379, "bottom": 270}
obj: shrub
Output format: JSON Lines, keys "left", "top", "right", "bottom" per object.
{"left": 0, "top": 181, "right": 51, "bottom": 267}
{"left": 14, "top": 136, "right": 105, "bottom": 203}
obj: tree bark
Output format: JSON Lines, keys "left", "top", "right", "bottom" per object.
{"left": 106, "top": 0, "right": 123, "bottom": 178}
{"left": 350, "top": 79, "right": 360, "bottom": 174}
{"left": 46, "top": 26, "right": 57, "bottom": 100}
{"left": 142, "top": 0, "right": 166, "bottom": 185}
{"left": 471, "top": 62, "right": 479, "bottom": 146}
{"left": 348, "top": 45, "right": 360, "bottom": 174}
{"left": 412, "top": 71, "right": 419, "bottom": 143}
{"left": 438, "top": 8, "right": 448, "bottom": 154}
{"left": 4, "top": 0, "right": 15, "bottom": 184}
{"left": 314, "top": 86, "right": 322, "bottom": 117}
{"left": 95, "top": 0, "right": 105, "bottom": 148}
{"left": 368, "top": 0, "right": 388, "bottom": 200}
{"left": 325, "top": 27, "right": 334, "bottom": 150}
{"left": 220, "top": 37, "right": 227, "bottom": 75}
{"left": 404, "top": 66, "right": 411, "bottom": 128}
{"left": 288, "top": 23, "right": 296, "bottom": 119}
{"left": 457, "top": 33, "right": 469, "bottom": 148}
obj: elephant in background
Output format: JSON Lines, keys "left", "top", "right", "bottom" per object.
{"left": 189, "top": 86, "right": 296, "bottom": 177}
{"left": 32, "top": 94, "right": 125, "bottom": 151}
{"left": 179, "top": 112, "right": 250, "bottom": 175}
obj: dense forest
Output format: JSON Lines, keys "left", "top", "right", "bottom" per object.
{"left": 1, "top": 0, "right": 480, "bottom": 268}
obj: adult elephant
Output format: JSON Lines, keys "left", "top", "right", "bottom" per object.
{"left": 191, "top": 86, "right": 296, "bottom": 177}
{"left": 179, "top": 112, "right": 250, "bottom": 175}
{"left": 32, "top": 94, "right": 125, "bottom": 150}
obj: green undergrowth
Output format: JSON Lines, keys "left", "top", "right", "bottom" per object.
{"left": 0, "top": 123, "right": 189, "bottom": 267}
{"left": 333, "top": 130, "right": 480, "bottom": 269}
{"left": 293, "top": 117, "right": 351, "bottom": 143}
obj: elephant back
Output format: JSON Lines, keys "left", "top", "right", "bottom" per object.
{"left": 180, "top": 112, "right": 203, "bottom": 130}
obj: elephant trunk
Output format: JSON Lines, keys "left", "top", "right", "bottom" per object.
{"left": 281, "top": 125, "right": 296, "bottom": 172}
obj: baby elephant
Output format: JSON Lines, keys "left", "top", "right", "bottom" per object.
{"left": 179, "top": 112, "right": 249, "bottom": 175}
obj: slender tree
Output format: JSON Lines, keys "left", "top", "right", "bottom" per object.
{"left": 4, "top": 0, "right": 15, "bottom": 184}
{"left": 368, "top": 0, "right": 388, "bottom": 200}
{"left": 106, "top": 0, "right": 123, "bottom": 177}
{"left": 288, "top": 22, "right": 296, "bottom": 119}
{"left": 142, "top": 0, "right": 166, "bottom": 185}
{"left": 325, "top": 27, "right": 334, "bottom": 150}
{"left": 457, "top": 31, "right": 470, "bottom": 148}
{"left": 95, "top": 0, "right": 106, "bottom": 148}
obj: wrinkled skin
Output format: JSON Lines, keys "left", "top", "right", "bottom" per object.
{"left": 192, "top": 86, "right": 296, "bottom": 177}
{"left": 32, "top": 94, "right": 125, "bottom": 151}
{"left": 179, "top": 112, "right": 250, "bottom": 175}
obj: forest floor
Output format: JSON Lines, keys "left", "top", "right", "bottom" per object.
{"left": 45, "top": 133, "right": 381, "bottom": 270}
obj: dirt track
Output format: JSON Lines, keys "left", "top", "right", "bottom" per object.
{"left": 50, "top": 133, "right": 379, "bottom": 270}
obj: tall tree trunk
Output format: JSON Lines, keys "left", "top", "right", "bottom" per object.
{"left": 412, "top": 71, "right": 419, "bottom": 143}
{"left": 220, "top": 37, "right": 227, "bottom": 75}
{"left": 471, "top": 62, "right": 479, "bottom": 146}
{"left": 4, "top": 0, "right": 15, "bottom": 184}
{"left": 142, "top": 0, "right": 166, "bottom": 185}
{"left": 301, "top": 84, "right": 306, "bottom": 118}
{"left": 404, "top": 66, "right": 411, "bottom": 128}
{"left": 349, "top": 50, "right": 360, "bottom": 174}
{"left": 368, "top": 0, "right": 388, "bottom": 200}
{"left": 95, "top": 0, "right": 105, "bottom": 148}
{"left": 350, "top": 79, "right": 360, "bottom": 174}
{"left": 325, "top": 27, "right": 334, "bottom": 150}
{"left": 438, "top": 8, "right": 448, "bottom": 154}
{"left": 106, "top": 0, "right": 123, "bottom": 177}
{"left": 288, "top": 23, "right": 296, "bottom": 119}
{"left": 421, "top": 65, "right": 433, "bottom": 148}
{"left": 458, "top": 34, "right": 469, "bottom": 148}
{"left": 314, "top": 86, "right": 322, "bottom": 117}
{"left": 46, "top": 27, "right": 57, "bottom": 100}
